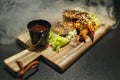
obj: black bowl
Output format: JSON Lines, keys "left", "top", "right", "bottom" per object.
{"left": 27, "top": 19, "right": 51, "bottom": 48}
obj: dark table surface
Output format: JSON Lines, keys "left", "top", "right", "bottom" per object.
{"left": 1, "top": 23, "right": 120, "bottom": 80}
{"left": 1, "top": 0, "right": 120, "bottom": 80}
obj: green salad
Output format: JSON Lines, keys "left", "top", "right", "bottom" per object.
{"left": 48, "top": 30, "right": 76, "bottom": 51}
{"left": 90, "top": 14, "right": 101, "bottom": 26}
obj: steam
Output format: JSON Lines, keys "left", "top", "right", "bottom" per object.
{"left": 0, "top": 0, "right": 115, "bottom": 44}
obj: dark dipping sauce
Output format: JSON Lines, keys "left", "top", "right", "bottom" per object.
{"left": 30, "top": 25, "right": 48, "bottom": 32}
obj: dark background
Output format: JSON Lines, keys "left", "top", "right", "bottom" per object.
{"left": 0, "top": 0, "right": 120, "bottom": 80}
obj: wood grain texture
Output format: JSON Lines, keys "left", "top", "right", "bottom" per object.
{"left": 4, "top": 49, "right": 32, "bottom": 72}
{"left": 4, "top": 16, "right": 115, "bottom": 73}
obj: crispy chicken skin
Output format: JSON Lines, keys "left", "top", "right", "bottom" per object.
{"left": 63, "top": 10, "right": 96, "bottom": 42}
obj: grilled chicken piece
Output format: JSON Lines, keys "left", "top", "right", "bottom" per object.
{"left": 51, "top": 22, "right": 73, "bottom": 36}
{"left": 63, "top": 10, "right": 88, "bottom": 22}
{"left": 63, "top": 10, "right": 80, "bottom": 19}
{"left": 79, "top": 29, "right": 88, "bottom": 42}
{"left": 63, "top": 9, "right": 96, "bottom": 42}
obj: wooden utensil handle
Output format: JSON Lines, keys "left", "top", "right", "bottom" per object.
{"left": 17, "top": 60, "right": 39, "bottom": 78}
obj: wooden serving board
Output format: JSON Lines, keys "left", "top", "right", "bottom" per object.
{"left": 4, "top": 16, "right": 115, "bottom": 74}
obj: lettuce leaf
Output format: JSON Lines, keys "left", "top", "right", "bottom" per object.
{"left": 48, "top": 30, "right": 76, "bottom": 51}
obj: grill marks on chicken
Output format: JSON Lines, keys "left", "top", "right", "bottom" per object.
{"left": 63, "top": 10, "right": 96, "bottom": 42}
{"left": 51, "top": 22, "right": 72, "bottom": 36}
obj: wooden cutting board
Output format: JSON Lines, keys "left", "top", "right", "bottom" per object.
{"left": 4, "top": 16, "right": 115, "bottom": 74}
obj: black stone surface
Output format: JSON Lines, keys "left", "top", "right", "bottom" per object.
{"left": 0, "top": 0, "right": 120, "bottom": 80}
